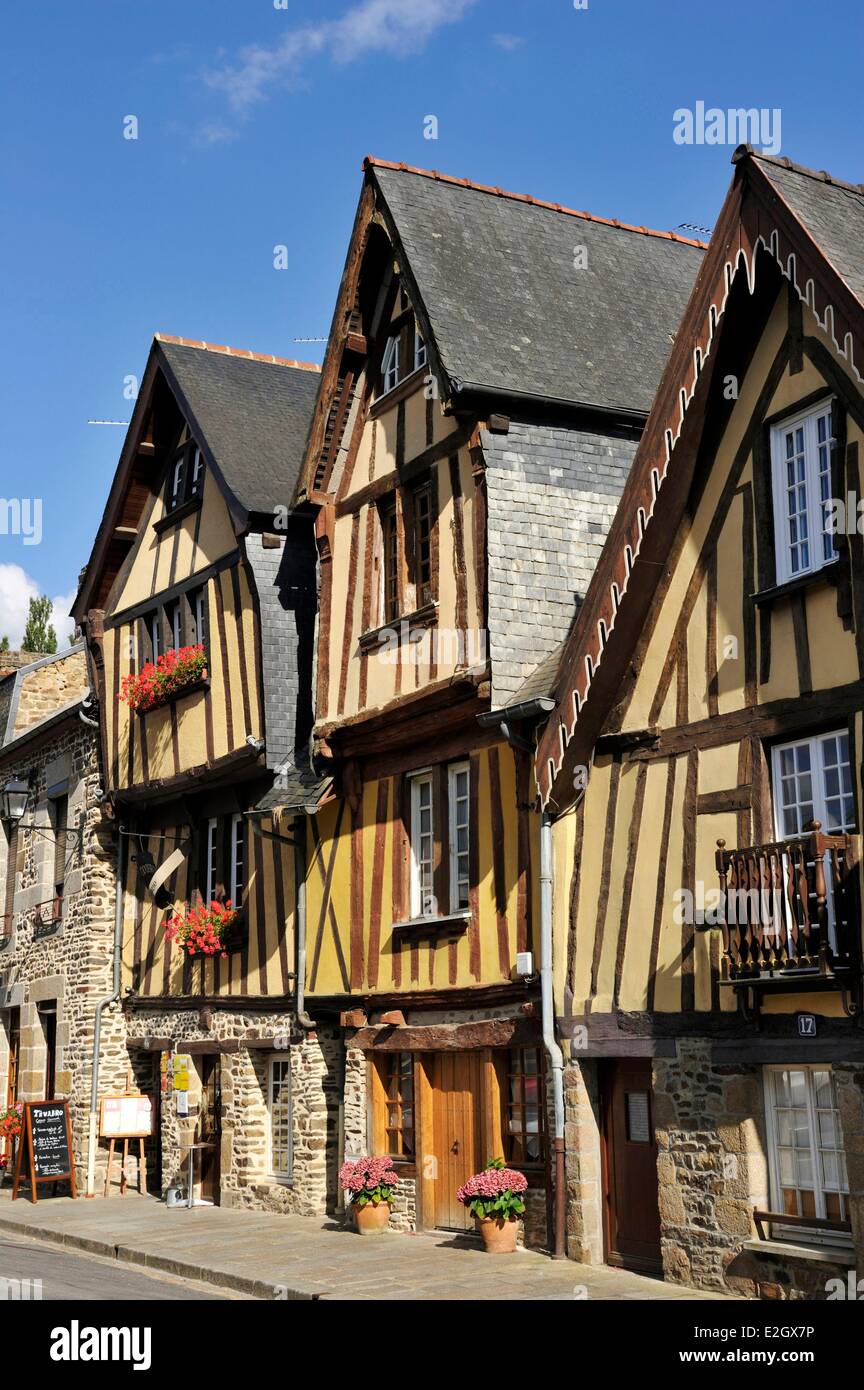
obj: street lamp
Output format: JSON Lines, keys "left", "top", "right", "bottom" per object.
{"left": 0, "top": 778, "right": 30, "bottom": 825}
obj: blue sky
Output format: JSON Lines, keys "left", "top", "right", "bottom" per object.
{"left": 1, "top": 0, "right": 861, "bottom": 645}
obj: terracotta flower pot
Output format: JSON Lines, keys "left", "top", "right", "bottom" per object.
{"left": 477, "top": 1214, "right": 518, "bottom": 1253}
{"left": 354, "top": 1199, "right": 391, "bottom": 1235}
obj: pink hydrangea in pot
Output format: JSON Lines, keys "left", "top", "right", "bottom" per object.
{"left": 456, "top": 1156, "right": 528, "bottom": 1253}
{"left": 339, "top": 1156, "right": 400, "bottom": 1235}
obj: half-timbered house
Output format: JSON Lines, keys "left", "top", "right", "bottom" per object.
{"left": 537, "top": 148, "right": 864, "bottom": 1296}
{"left": 292, "top": 158, "right": 705, "bottom": 1243}
{"left": 71, "top": 335, "right": 332, "bottom": 1211}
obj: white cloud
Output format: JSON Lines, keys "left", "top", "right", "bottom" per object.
{"left": 204, "top": 0, "right": 479, "bottom": 111}
{"left": 492, "top": 33, "right": 524, "bottom": 51}
{"left": 0, "top": 565, "right": 76, "bottom": 651}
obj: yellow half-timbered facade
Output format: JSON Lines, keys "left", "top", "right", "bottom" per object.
{"left": 73, "top": 335, "right": 338, "bottom": 1212}
{"left": 294, "top": 157, "right": 705, "bottom": 1243}
{"left": 538, "top": 148, "right": 864, "bottom": 1297}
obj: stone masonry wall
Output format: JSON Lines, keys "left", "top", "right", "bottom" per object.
{"left": 0, "top": 716, "right": 127, "bottom": 1193}
{"left": 125, "top": 1006, "right": 342, "bottom": 1216}
{"left": 654, "top": 1041, "right": 860, "bottom": 1300}
{"left": 563, "top": 1057, "right": 604, "bottom": 1264}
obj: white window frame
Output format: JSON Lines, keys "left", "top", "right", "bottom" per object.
{"left": 763, "top": 1065, "right": 850, "bottom": 1247}
{"left": 409, "top": 770, "right": 435, "bottom": 918}
{"left": 190, "top": 446, "right": 204, "bottom": 496}
{"left": 381, "top": 333, "right": 401, "bottom": 396}
{"left": 205, "top": 818, "right": 218, "bottom": 903}
{"left": 770, "top": 398, "right": 836, "bottom": 584}
{"left": 771, "top": 730, "right": 856, "bottom": 841}
{"left": 195, "top": 588, "right": 207, "bottom": 648}
{"left": 771, "top": 729, "right": 855, "bottom": 953}
{"left": 169, "top": 601, "right": 182, "bottom": 652}
{"left": 229, "top": 813, "right": 245, "bottom": 909}
{"left": 413, "top": 326, "right": 427, "bottom": 373}
{"left": 447, "top": 761, "right": 470, "bottom": 913}
{"left": 268, "top": 1056, "right": 293, "bottom": 1182}
{"left": 170, "top": 455, "right": 186, "bottom": 510}
{"left": 148, "top": 610, "right": 161, "bottom": 663}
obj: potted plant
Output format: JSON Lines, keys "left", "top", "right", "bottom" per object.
{"left": 119, "top": 644, "right": 208, "bottom": 714}
{"left": 164, "top": 899, "right": 241, "bottom": 957}
{"left": 339, "top": 1156, "right": 400, "bottom": 1234}
{"left": 457, "top": 1157, "right": 528, "bottom": 1253}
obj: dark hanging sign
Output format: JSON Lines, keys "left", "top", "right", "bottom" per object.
{"left": 12, "top": 1100, "right": 76, "bottom": 1201}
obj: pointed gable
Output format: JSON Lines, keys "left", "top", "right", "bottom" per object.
{"left": 536, "top": 146, "right": 864, "bottom": 810}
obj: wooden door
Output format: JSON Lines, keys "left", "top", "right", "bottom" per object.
{"left": 601, "top": 1059, "right": 662, "bottom": 1274}
{"left": 425, "top": 1052, "right": 484, "bottom": 1231}
{"left": 197, "top": 1056, "right": 221, "bottom": 1205}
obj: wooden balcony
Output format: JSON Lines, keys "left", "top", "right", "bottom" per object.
{"left": 715, "top": 824, "right": 862, "bottom": 989}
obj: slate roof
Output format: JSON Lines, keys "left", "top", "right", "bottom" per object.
{"left": 753, "top": 153, "right": 864, "bottom": 308}
{"left": 0, "top": 647, "right": 88, "bottom": 751}
{"left": 483, "top": 419, "right": 636, "bottom": 706}
{"left": 156, "top": 337, "right": 321, "bottom": 517}
{"left": 249, "top": 758, "right": 332, "bottom": 817}
{"left": 369, "top": 160, "right": 707, "bottom": 416}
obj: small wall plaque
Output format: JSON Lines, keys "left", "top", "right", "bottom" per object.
{"left": 797, "top": 1013, "right": 817, "bottom": 1037}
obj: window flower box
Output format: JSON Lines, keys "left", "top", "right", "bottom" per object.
{"left": 118, "top": 645, "right": 208, "bottom": 715}
{"left": 164, "top": 900, "right": 245, "bottom": 959}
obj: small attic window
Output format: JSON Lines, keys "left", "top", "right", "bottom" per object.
{"left": 414, "top": 327, "right": 427, "bottom": 373}
{"left": 166, "top": 441, "right": 205, "bottom": 514}
{"left": 381, "top": 334, "right": 401, "bottom": 395}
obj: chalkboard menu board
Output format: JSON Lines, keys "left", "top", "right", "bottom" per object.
{"left": 12, "top": 1101, "right": 76, "bottom": 1202}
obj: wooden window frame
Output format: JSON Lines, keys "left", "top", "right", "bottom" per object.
{"left": 770, "top": 398, "right": 837, "bottom": 584}
{"left": 268, "top": 1055, "right": 293, "bottom": 1182}
{"left": 503, "top": 1046, "right": 547, "bottom": 1170}
{"left": 371, "top": 1053, "right": 416, "bottom": 1161}
{"left": 447, "top": 761, "right": 470, "bottom": 913}
{"left": 146, "top": 608, "right": 162, "bottom": 664}
{"left": 379, "top": 494, "right": 400, "bottom": 625}
{"left": 409, "top": 478, "right": 434, "bottom": 609}
{"left": 763, "top": 1065, "right": 850, "bottom": 1246}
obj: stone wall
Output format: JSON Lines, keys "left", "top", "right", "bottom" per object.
{"left": 123, "top": 1005, "right": 342, "bottom": 1216}
{"left": 563, "top": 1057, "right": 604, "bottom": 1264}
{"left": 654, "top": 1041, "right": 862, "bottom": 1300}
{"left": 0, "top": 715, "right": 126, "bottom": 1192}
{"left": 12, "top": 650, "right": 89, "bottom": 737}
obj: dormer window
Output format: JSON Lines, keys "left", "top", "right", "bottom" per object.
{"left": 167, "top": 441, "right": 206, "bottom": 514}
{"left": 381, "top": 334, "right": 401, "bottom": 395}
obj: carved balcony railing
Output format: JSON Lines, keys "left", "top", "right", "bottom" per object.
{"left": 715, "top": 824, "right": 862, "bottom": 985}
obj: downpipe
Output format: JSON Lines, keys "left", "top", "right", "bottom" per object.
{"left": 86, "top": 825, "right": 125, "bottom": 1197}
{"left": 540, "top": 811, "right": 566, "bottom": 1259}
{"left": 248, "top": 815, "right": 315, "bottom": 1029}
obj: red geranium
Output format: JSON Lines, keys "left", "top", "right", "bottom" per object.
{"left": 119, "top": 645, "right": 207, "bottom": 713}
{"left": 0, "top": 1102, "right": 23, "bottom": 1141}
{"left": 164, "top": 899, "right": 239, "bottom": 958}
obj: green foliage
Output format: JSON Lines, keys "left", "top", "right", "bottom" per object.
{"left": 0, "top": 635, "right": 8, "bottom": 652}
{"left": 21, "top": 596, "right": 57, "bottom": 653}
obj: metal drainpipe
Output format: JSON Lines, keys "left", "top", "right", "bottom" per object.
{"left": 86, "top": 825, "right": 125, "bottom": 1198}
{"left": 541, "top": 810, "right": 567, "bottom": 1259}
{"left": 248, "top": 815, "right": 315, "bottom": 1029}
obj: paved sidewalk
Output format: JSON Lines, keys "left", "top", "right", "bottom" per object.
{"left": 0, "top": 1192, "right": 728, "bottom": 1301}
